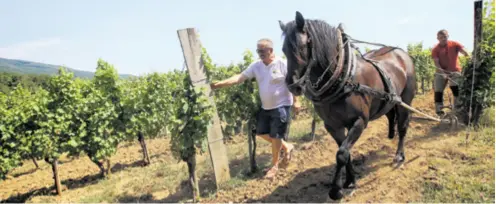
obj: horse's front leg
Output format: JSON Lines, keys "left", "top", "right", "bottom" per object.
{"left": 329, "top": 117, "right": 366, "bottom": 200}
{"left": 344, "top": 157, "right": 357, "bottom": 189}
{"left": 324, "top": 124, "right": 346, "bottom": 194}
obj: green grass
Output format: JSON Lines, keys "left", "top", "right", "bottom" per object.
{"left": 421, "top": 107, "right": 495, "bottom": 203}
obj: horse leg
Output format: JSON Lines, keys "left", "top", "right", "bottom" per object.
{"left": 324, "top": 124, "right": 346, "bottom": 198}
{"left": 344, "top": 157, "right": 357, "bottom": 189}
{"left": 394, "top": 89, "right": 414, "bottom": 163}
{"left": 394, "top": 105, "right": 410, "bottom": 163}
{"left": 394, "top": 75, "right": 415, "bottom": 163}
{"left": 329, "top": 118, "right": 365, "bottom": 200}
{"left": 386, "top": 108, "right": 396, "bottom": 139}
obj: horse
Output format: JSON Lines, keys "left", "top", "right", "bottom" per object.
{"left": 278, "top": 11, "right": 416, "bottom": 200}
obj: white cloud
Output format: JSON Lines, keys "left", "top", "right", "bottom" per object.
{"left": 0, "top": 37, "right": 62, "bottom": 59}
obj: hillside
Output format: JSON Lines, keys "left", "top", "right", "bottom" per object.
{"left": 0, "top": 57, "right": 134, "bottom": 79}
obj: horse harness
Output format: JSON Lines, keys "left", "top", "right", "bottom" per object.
{"left": 293, "top": 30, "right": 402, "bottom": 116}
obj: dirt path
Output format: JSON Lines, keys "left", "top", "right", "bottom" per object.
{"left": 201, "top": 93, "right": 486, "bottom": 203}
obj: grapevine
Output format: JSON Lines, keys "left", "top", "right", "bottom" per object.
{"left": 76, "top": 60, "right": 123, "bottom": 176}
{"left": 458, "top": 0, "right": 494, "bottom": 126}
{"left": 168, "top": 70, "right": 214, "bottom": 201}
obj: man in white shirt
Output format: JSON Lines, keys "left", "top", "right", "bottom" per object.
{"left": 211, "top": 38, "right": 301, "bottom": 179}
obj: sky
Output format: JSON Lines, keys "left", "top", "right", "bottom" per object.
{"left": 0, "top": 0, "right": 477, "bottom": 76}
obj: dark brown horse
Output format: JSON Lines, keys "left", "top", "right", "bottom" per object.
{"left": 278, "top": 11, "right": 416, "bottom": 200}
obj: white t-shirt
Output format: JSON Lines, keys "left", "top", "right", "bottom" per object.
{"left": 241, "top": 57, "right": 294, "bottom": 110}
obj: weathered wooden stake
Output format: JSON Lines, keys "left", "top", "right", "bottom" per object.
{"left": 51, "top": 159, "right": 62, "bottom": 196}
{"left": 473, "top": 0, "right": 483, "bottom": 62}
{"left": 177, "top": 28, "right": 231, "bottom": 188}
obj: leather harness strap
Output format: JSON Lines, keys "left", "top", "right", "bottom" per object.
{"left": 310, "top": 34, "right": 400, "bottom": 117}
{"left": 361, "top": 57, "right": 398, "bottom": 119}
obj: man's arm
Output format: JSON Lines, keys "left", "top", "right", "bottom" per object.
{"left": 459, "top": 47, "right": 470, "bottom": 57}
{"left": 433, "top": 58, "right": 446, "bottom": 73}
{"left": 455, "top": 41, "right": 470, "bottom": 57}
{"left": 431, "top": 47, "right": 446, "bottom": 73}
{"left": 210, "top": 73, "right": 248, "bottom": 89}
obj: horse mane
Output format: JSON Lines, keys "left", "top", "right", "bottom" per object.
{"left": 282, "top": 19, "right": 342, "bottom": 72}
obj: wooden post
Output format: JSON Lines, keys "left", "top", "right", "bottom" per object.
{"left": 51, "top": 160, "right": 62, "bottom": 196}
{"left": 473, "top": 0, "right": 483, "bottom": 62}
{"left": 467, "top": 0, "right": 483, "bottom": 124}
{"left": 177, "top": 28, "right": 231, "bottom": 188}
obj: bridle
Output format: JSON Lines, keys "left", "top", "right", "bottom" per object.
{"left": 286, "top": 25, "right": 348, "bottom": 99}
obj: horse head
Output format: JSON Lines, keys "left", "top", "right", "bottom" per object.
{"left": 279, "top": 11, "right": 312, "bottom": 96}
{"left": 279, "top": 11, "right": 342, "bottom": 97}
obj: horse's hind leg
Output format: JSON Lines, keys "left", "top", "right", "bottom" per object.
{"left": 394, "top": 104, "right": 412, "bottom": 163}
{"left": 394, "top": 76, "right": 415, "bottom": 163}
{"left": 386, "top": 108, "right": 396, "bottom": 139}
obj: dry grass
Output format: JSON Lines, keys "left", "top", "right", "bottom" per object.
{"left": 0, "top": 91, "right": 494, "bottom": 203}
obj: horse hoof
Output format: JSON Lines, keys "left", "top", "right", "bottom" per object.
{"left": 328, "top": 188, "right": 344, "bottom": 200}
{"left": 343, "top": 180, "right": 357, "bottom": 189}
{"left": 393, "top": 154, "right": 405, "bottom": 164}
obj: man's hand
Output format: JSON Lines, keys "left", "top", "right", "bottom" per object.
{"left": 436, "top": 67, "right": 450, "bottom": 75}
{"left": 293, "top": 102, "right": 302, "bottom": 113}
{"left": 292, "top": 97, "right": 302, "bottom": 114}
{"left": 210, "top": 82, "right": 218, "bottom": 90}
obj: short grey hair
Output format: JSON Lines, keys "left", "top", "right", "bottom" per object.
{"left": 437, "top": 29, "right": 448, "bottom": 36}
{"left": 257, "top": 38, "right": 273, "bottom": 48}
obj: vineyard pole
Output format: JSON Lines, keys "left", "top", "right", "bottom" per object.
{"left": 465, "top": 0, "right": 483, "bottom": 143}
{"left": 177, "top": 28, "right": 231, "bottom": 189}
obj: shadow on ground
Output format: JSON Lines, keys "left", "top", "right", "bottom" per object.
{"left": 246, "top": 148, "right": 389, "bottom": 203}
{"left": 115, "top": 153, "right": 273, "bottom": 203}
{"left": 245, "top": 121, "right": 464, "bottom": 203}
{"left": 2, "top": 159, "right": 147, "bottom": 203}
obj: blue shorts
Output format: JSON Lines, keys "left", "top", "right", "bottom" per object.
{"left": 256, "top": 105, "right": 292, "bottom": 140}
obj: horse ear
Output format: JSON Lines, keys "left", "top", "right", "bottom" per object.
{"left": 338, "top": 23, "right": 345, "bottom": 33}
{"left": 278, "top": 20, "right": 286, "bottom": 32}
{"left": 295, "top": 11, "right": 305, "bottom": 32}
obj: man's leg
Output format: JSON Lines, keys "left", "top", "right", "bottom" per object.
{"left": 434, "top": 74, "right": 448, "bottom": 115}
{"left": 258, "top": 134, "right": 292, "bottom": 152}
{"left": 264, "top": 106, "right": 294, "bottom": 178}
{"left": 271, "top": 138, "right": 283, "bottom": 167}
{"left": 258, "top": 134, "right": 272, "bottom": 143}
{"left": 255, "top": 109, "right": 272, "bottom": 171}
{"left": 257, "top": 105, "right": 293, "bottom": 151}
{"left": 449, "top": 85, "right": 459, "bottom": 105}
{"left": 449, "top": 72, "right": 461, "bottom": 105}
{"left": 255, "top": 108, "right": 271, "bottom": 140}
{"left": 280, "top": 106, "right": 294, "bottom": 166}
